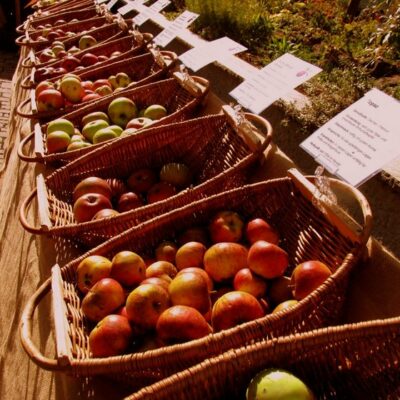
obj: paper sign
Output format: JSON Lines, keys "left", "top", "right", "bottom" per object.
{"left": 97, "top": 0, "right": 108, "bottom": 4}
{"left": 107, "top": 0, "right": 118, "bottom": 10}
{"left": 133, "top": 0, "right": 171, "bottom": 26}
{"left": 117, "top": 0, "right": 146, "bottom": 16}
{"left": 230, "top": 53, "right": 322, "bottom": 114}
{"left": 179, "top": 37, "right": 247, "bottom": 72}
{"left": 153, "top": 11, "right": 198, "bottom": 47}
{"left": 301, "top": 89, "right": 400, "bottom": 186}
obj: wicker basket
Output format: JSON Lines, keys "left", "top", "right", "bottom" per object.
{"left": 31, "top": 0, "right": 94, "bottom": 14}
{"left": 17, "top": 73, "right": 209, "bottom": 165}
{"left": 19, "top": 105, "right": 272, "bottom": 246}
{"left": 20, "top": 170, "right": 371, "bottom": 386}
{"left": 17, "top": 49, "right": 177, "bottom": 117}
{"left": 126, "top": 316, "right": 400, "bottom": 399}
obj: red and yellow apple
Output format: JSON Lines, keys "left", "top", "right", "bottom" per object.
{"left": 209, "top": 211, "right": 244, "bottom": 243}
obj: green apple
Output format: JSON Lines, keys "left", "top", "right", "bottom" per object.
{"left": 107, "top": 97, "right": 137, "bottom": 128}
{"left": 93, "top": 127, "right": 119, "bottom": 144}
{"left": 47, "top": 118, "right": 75, "bottom": 136}
{"left": 95, "top": 85, "right": 113, "bottom": 96}
{"left": 143, "top": 104, "right": 167, "bottom": 120}
{"left": 46, "top": 131, "right": 71, "bottom": 154}
{"left": 115, "top": 72, "right": 131, "bottom": 88}
{"left": 52, "top": 44, "right": 66, "bottom": 56}
{"left": 108, "top": 125, "right": 123, "bottom": 136}
{"left": 108, "top": 75, "right": 118, "bottom": 90}
{"left": 70, "top": 134, "right": 85, "bottom": 142}
{"left": 60, "top": 77, "right": 83, "bottom": 103}
{"left": 82, "top": 111, "right": 110, "bottom": 127}
{"left": 67, "top": 141, "right": 91, "bottom": 151}
{"left": 82, "top": 119, "right": 110, "bottom": 143}
{"left": 79, "top": 35, "right": 97, "bottom": 50}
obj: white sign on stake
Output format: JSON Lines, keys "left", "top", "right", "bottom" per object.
{"left": 117, "top": 0, "right": 146, "bottom": 16}
{"left": 107, "top": 0, "right": 118, "bottom": 10}
{"left": 133, "top": 0, "right": 171, "bottom": 26}
{"left": 97, "top": 0, "right": 108, "bottom": 5}
{"left": 301, "top": 88, "right": 400, "bottom": 187}
{"left": 230, "top": 53, "right": 322, "bottom": 114}
{"left": 153, "top": 10, "right": 199, "bottom": 47}
{"left": 179, "top": 37, "right": 247, "bottom": 72}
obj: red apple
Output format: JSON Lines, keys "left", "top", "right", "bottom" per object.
{"left": 80, "top": 53, "right": 99, "bottom": 67}
{"left": 117, "top": 192, "right": 143, "bottom": 213}
{"left": 140, "top": 277, "right": 170, "bottom": 292}
{"left": 37, "top": 88, "right": 64, "bottom": 112}
{"left": 92, "top": 208, "right": 119, "bottom": 220}
{"left": 73, "top": 193, "right": 112, "bottom": 223}
{"left": 76, "top": 255, "right": 112, "bottom": 294}
{"left": 155, "top": 241, "right": 178, "bottom": 264}
{"left": 127, "top": 168, "right": 157, "bottom": 193}
{"left": 82, "top": 93, "right": 101, "bottom": 102}
{"left": 291, "top": 260, "right": 332, "bottom": 301}
{"left": 98, "top": 55, "right": 109, "bottom": 62}
{"left": 39, "top": 48, "right": 56, "bottom": 63}
{"left": 272, "top": 299, "right": 299, "bottom": 314}
{"left": 147, "top": 182, "right": 177, "bottom": 204}
{"left": 92, "top": 79, "right": 112, "bottom": 91}
{"left": 35, "top": 80, "right": 54, "bottom": 97}
{"left": 204, "top": 242, "right": 248, "bottom": 282}
{"left": 175, "top": 241, "right": 206, "bottom": 270}
{"left": 156, "top": 305, "right": 212, "bottom": 344}
{"left": 211, "top": 291, "right": 264, "bottom": 332}
{"left": 145, "top": 261, "right": 178, "bottom": 279}
{"left": 110, "top": 250, "right": 146, "bottom": 287}
{"left": 47, "top": 31, "right": 61, "bottom": 41}
{"left": 268, "top": 276, "right": 293, "bottom": 306}
{"left": 247, "top": 241, "right": 289, "bottom": 279}
{"left": 233, "top": 268, "right": 267, "bottom": 298}
{"left": 61, "top": 55, "right": 81, "bottom": 72}
{"left": 81, "top": 80, "right": 94, "bottom": 91}
{"left": 73, "top": 177, "right": 112, "bottom": 202}
{"left": 209, "top": 211, "right": 244, "bottom": 243}
{"left": 126, "top": 117, "right": 153, "bottom": 130}
{"left": 176, "top": 267, "right": 213, "bottom": 292}
{"left": 89, "top": 314, "right": 133, "bottom": 357}
{"left": 81, "top": 278, "right": 125, "bottom": 322}
{"left": 245, "top": 218, "right": 279, "bottom": 245}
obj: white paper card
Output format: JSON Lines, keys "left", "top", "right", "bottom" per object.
{"left": 301, "top": 89, "right": 400, "bottom": 186}
{"left": 107, "top": 0, "right": 118, "bottom": 10}
{"left": 153, "top": 11, "right": 198, "bottom": 47}
{"left": 133, "top": 0, "right": 171, "bottom": 25}
{"left": 117, "top": 0, "right": 145, "bottom": 16}
{"left": 230, "top": 53, "right": 322, "bottom": 114}
{"left": 179, "top": 37, "right": 247, "bottom": 71}
{"left": 97, "top": 0, "right": 108, "bottom": 4}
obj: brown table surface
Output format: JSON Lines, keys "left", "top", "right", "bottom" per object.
{"left": 1, "top": 47, "right": 400, "bottom": 400}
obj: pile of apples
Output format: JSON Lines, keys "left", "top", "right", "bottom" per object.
{"left": 36, "top": 71, "right": 136, "bottom": 113}
{"left": 74, "top": 211, "right": 333, "bottom": 357}
{"left": 44, "top": 97, "right": 168, "bottom": 153}
{"left": 71, "top": 163, "right": 192, "bottom": 222}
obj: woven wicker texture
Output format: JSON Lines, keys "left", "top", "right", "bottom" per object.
{"left": 17, "top": 75, "right": 209, "bottom": 166}
{"left": 20, "top": 172, "right": 371, "bottom": 387}
{"left": 19, "top": 108, "right": 271, "bottom": 247}
{"left": 126, "top": 317, "right": 400, "bottom": 400}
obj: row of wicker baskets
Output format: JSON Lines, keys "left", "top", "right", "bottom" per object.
{"left": 16, "top": 0, "right": 400, "bottom": 398}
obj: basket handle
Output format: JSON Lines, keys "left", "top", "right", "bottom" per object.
{"left": 160, "top": 50, "right": 178, "bottom": 67}
{"left": 17, "top": 131, "right": 43, "bottom": 163}
{"left": 19, "top": 175, "right": 52, "bottom": 235}
{"left": 15, "top": 34, "right": 29, "bottom": 46}
{"left": 21, "top": 73, "right": 34, "bottom": 89}
{"left": 16, "top": 96, "right": 36, "bottom": 118}
{"left": 173, "top": 72, "right": 210, "bottom": 98}
{"left": 20, "top": 276, "right": 67, "bottom": 371}
{"left": 222, "top": 105, "right": 273, "bottom": 154}
{"left": 16, "top": 21, "right": 28, "bottom": 34}
{"left": 287, "top": 168, "right": 373, "bottom": 246}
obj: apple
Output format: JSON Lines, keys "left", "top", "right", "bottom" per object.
{"left": 115, "top": 72, "right": 131, "bottom": 88}
{"left": 62, "top": 73, "right": 82, "bottom": 82}
{"left": 52, "top": 67, "right": 67, "bottom": 76}
{"left": 108, "top": 75, "right": 118, "bottom": 90}
{"left": 67, "top": 45, "right": 80, "bottom": 55}
{"left": 247, "top": 241, "right": 289, "bottom": 279}
{"left": 156, "top": 305, "right": 212, "bottom": 344}
{"left": 121, "top": 128, "right": 139, "bottom": 136}
{"left": 246, "top": 218, "right": 279, "bottom": 245}
{"left": 92, "top": 208, "right": 119, "bottom": 220}
{"left": 61, "top": 55, "right": 81, "bottom": 72}
{"left": 108, "top": 125, "right": 123, "bottom": 136}
{"left": 92, "top": 127, "right": 118, "bottom": 144}
{"left": 95, "top": 85, "right": 113, "bottom": 97}
{"left": 209, "top": 211, "right": 244, "bottom": 243}
{"left": 233, "top": 268, "right": 267, "bottom": 298}
{"left": 246, "top": 369, "right": 315, "bottom": 400}
{"left": 51, "top": 44, "right": 65, "bottom": 57}
{"left": 51, "top": 40, "right": 65, "bottom": 49}
{"left": 37, "top": 88, "right": 64, "bottom": 112}
{"left": 76, "top": 255, "right": 112, "bottom": 294}
{"left": 147, "top": 182, "right": 177, "bottom": 204}
{"left": 47, "top": 31, "right": 61, "bottom": 42}
{"left": 34, "top": 68, "right": 51, "bottom": 83}
{"left": 79, "top": 34, "right": 97, "bottom": 50}
{"left": 80, "top": 53, "right": 99, "bottom": 67}
{"left": 98, "top": 55, "right": 109, "bottom": 62}
{"left": 73, "top": 193, "right": 112, "bottom": 223}
{"left": 92, "top": 79, "right": 112, "bottom": 91}
{"left": 47, "top": 118, "right": 75, "bottom": 136}
{"left": 175, "top": 241, "right": 206, "bottom": 270}
{"left": 143, "top": 104, "right": 167, "bottom": 120}
{"left": 46, "top": 131, "right": 71, "bottom": 153}
{"left": 89, "top": 314, "right": 133, "bottom": 358}
{"left": 39, "top": 48, "right": 56, "bottom": 63}
{"left": 169, "top": 271, "right": 211, "bottom": 314}
{"left": 126, "top": 283, "right": 170, "bottom": 330}
{"left": 290, "top": 260, "right": 332, "bottom": 301}
{"left": 57, "top": 50, "right": 68, "bottom": 59}
{"left": 272, "top": 299, "right": 299, "bottom": 314}
{"left": 268, "top": 276, "right": 293, "bottom": 306}
{"left": 140, "top": 277, "right": 170, "bottom": 292}
{"left": 127, "top": 168, "right": 157, "bottom": 193}
{"left": 82, "top": 119, "right": 110, "bottom": 142}
{"left": 54, "top": 19, "right": 66, "bottom": 26}
{"left": 73, "top": 176, "right": 112, "bottom": 202}
{"left": 176, "top": 267, "right": 213, "bottom": 292}
{"left": 178, "top": 227, "right": 209, "bottom": 246}
{"left": 35, "top": 81, "right": 54, "bottom": 97}
{"left": 117, "top": 191, "right": 143, "bottom": 212}
{"left": 125, "top": 117, "right": 153, "bottom": 130}
{"left": 82, "top": 111, "right": 110, "bottom": 126}
{"left": 82, "top": 93, "right": 102, "bottom": 102}
{"left": 145, "top": 261, "right": 178, "bottom": 279}
{"left": 81, "top": 80, "right": 94, "bottom": 91}
{"left": 110, "top": 250, "right": 146, "bottom": 287}
{"left": 204, "top": 242, "right": 248, "bottom": 282}
{"left": 155, "top": 241, "right": 178, "bottom": 264}
{"left": 60, "top": 76, "right": 83, "bottom": 103}
{"left": 81, "top": 278, "right": 125, "bottom": 322}
{"left": 159, "top": 163, "right": 192, "bottom": 188}
{"left": 211, "top": 291, "right": 264, "bottom": 332}
{"left": 107, "top": 97, "right": 138, "bottom": 127}
{"left": 67, "top": 141, "right": 91, "bottom": 151}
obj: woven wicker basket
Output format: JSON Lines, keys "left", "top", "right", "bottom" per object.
{"left": 20, "top": 169, "right": 371, "bottom": 386}
{"left": 126, "top": 316, "right": 400, "bottom": 399}
{"left": 17, "top": 73, "right": 209, "bottom": 165}
{"left": 19, "top": 105, "right": 272, "bottom": 246}
{"left": 18, "top": 49, "right": 177, "bottom": 116}
{"left": 31, "top": 0, "right": 94, "bottom": 14}
{"left": 16, "top": 5, "right": 99, "bottom": 34}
